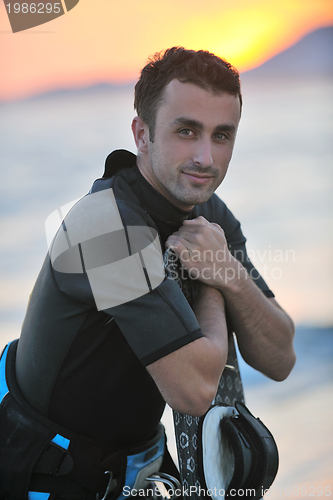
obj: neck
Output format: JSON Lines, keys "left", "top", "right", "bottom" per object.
{"left": 136, "top": 155, "right": 194, "bottom": 213}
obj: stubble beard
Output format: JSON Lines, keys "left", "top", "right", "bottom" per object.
{"left": 161, "top": 166, "right": 220, "bottom": 208}
{"left": 170, "top": 178, "right": 217, "bottom": 207}
{"left": 148, "top": 144, "right": 221, "bottom": 208}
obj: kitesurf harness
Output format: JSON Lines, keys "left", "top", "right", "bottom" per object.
{"left": 198, "top": 403, "right": 279, "bottom": 500}
{"left": 0, "top": 340, "right": 168, "bottom": 500}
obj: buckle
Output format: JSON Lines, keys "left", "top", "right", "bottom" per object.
{"left": 146, "top": 472, "right": 181, "bottom": 499}
{"left": 96, "top": 471, "right": 118, "bottom": 500}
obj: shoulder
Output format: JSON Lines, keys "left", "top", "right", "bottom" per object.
{"left": 50, "top": 172, "right": 160, "bottom": 301}
{"left": 90, "top": 172, "right": 154, "bottom": 229}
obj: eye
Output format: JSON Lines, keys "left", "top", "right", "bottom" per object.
{"left": 214, "top": 132, "right": 227, "bottom": 140}
{"left": 179, "top": 128, "right": 194, "bottom": 137}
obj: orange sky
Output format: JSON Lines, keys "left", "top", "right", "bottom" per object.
{"left": 0, "top": 0, "right": 332, "bottom": 100}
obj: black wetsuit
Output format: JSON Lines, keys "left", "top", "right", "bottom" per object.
{"left": 2, "top": 150, "right": 274, "bottom": 497}
{"left": 16, "top": 149, "right": 273, "bottom": 449}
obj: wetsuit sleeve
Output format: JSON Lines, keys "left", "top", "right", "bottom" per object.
{"left": 53, "top": 271, "right": 203, "bottom": 367}
{"left": 194, "top": 194, "right": 275, "bottom": 298}
{"left": 106, "top": 279, "right": 203, "bottom": 366}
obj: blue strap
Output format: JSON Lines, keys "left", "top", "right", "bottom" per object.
{"left": 28, "top": 493, "right": 50, "bottom": 500}
{"left": 0, "top": 343, "right": 11, "bottom": 404}
{"left": 51, "top": 433, "right": 70, "bottom": 450}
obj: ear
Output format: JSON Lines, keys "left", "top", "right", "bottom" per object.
{"left": 132, "top": 116, "right": 150, "bottom": 152}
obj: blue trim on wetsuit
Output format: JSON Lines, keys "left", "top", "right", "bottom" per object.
{"left": 118, "top": 432, "right": 165, "bottom": 499}
{"left": 51, "top": 433, "right": 70, "bottom": 450}
{"left": 28, "top": 493, "right": 50, "bottom": 500}
{"left": 0, "top": 342, "right": 11, "bottom": 404}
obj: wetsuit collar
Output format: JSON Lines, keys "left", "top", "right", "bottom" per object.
{"left": 104, "top": 149, "right": 192, "bottom": 227}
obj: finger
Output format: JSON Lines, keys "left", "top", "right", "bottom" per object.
{"left": 172, "top": 227, "right": 200, "bottom": 240}
{"left": 184, "top": 219, "right": 223, "bottom": 233}
{"left": 165, "top": 236, "right": 192, "bottom": 257}
{"left": 211, "top": 222, "right": 224, "bottom": 233}
{"left": 181, "top": 220, "right": 224, "bottom": 237}
{"left": 173, "top": 224, "right": 209, "bottom": 238}
{"left": 169, "top": 230, "right": 201, "bottom": 246}
{"left": 173, "top": 224, "right": 219, "bottom": 245}
{"left": 183, "top": 216, "right": 209, "bottom": 226}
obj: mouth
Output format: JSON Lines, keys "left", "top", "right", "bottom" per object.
{"left": 182, "top": 171, "right": 215, "bottom": 184}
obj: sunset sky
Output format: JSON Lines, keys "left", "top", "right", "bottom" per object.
{"left": 1, "top": 0, "right": 333, "bottom": 100}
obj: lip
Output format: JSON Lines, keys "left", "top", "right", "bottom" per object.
{"left": 182, "top": 172, "right": 214, "bottom": 184}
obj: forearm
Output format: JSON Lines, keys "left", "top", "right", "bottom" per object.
{"left": 192, "top": 283, "right": 229, "bottom": 373}
{"left": 220, "top": 258, "right": 296, "bottom": 380}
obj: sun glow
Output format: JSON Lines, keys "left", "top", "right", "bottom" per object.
{"left": 0, "top": 0, "right": 332, "bottom": 100}
{"left": 181, "top": 1, "right": 333, "bottom": 71}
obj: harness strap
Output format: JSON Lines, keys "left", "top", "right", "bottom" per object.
{"left": 4, "top": 341, "right": 113, "bottom": 494}
{"left": 1, "top": 340, "right": 166, "bottom": 500}
{"left": 32, "top": 441, "right": 114, "bottom": 491}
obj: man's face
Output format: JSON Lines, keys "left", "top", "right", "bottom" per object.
{"left": 135, "top": 79, "right": 241, "bottom": 211}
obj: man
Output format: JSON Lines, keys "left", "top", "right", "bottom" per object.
{"left": 0, "top": 47, "right": 295, "bottom": 499}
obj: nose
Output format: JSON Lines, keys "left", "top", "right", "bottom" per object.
{"left": 193, "top": 138, "right": 213, "bottom": 168}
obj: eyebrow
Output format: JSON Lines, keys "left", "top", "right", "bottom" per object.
{"left": 173, "top": 117, "right": 204, "bottom": 130}
{"left": 172, "top": 117, "right": 236, "bottom": 134}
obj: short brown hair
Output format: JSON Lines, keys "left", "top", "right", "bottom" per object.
{"left": 134, "top": 47, "right": 242, "bottom": 141}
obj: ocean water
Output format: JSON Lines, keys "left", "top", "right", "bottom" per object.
{"left": 0, "top": 76, "right": 332, "bottom": 496}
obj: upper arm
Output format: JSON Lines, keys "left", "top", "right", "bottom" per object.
{"left": 146, "top": 336, "right": 222, "bottom": 416}
{"left": 107, "top": 278, "right": 203, "bottom": 366}
{"left": 110, "top": 279, "right": 220, "bottom": 416}
{"left": 145, "top": 286, "right": 228, "bottom": 415}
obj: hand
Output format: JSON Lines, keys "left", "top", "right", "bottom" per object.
{"left": 166, "top": 216, "right": 243, "bottom": 289}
